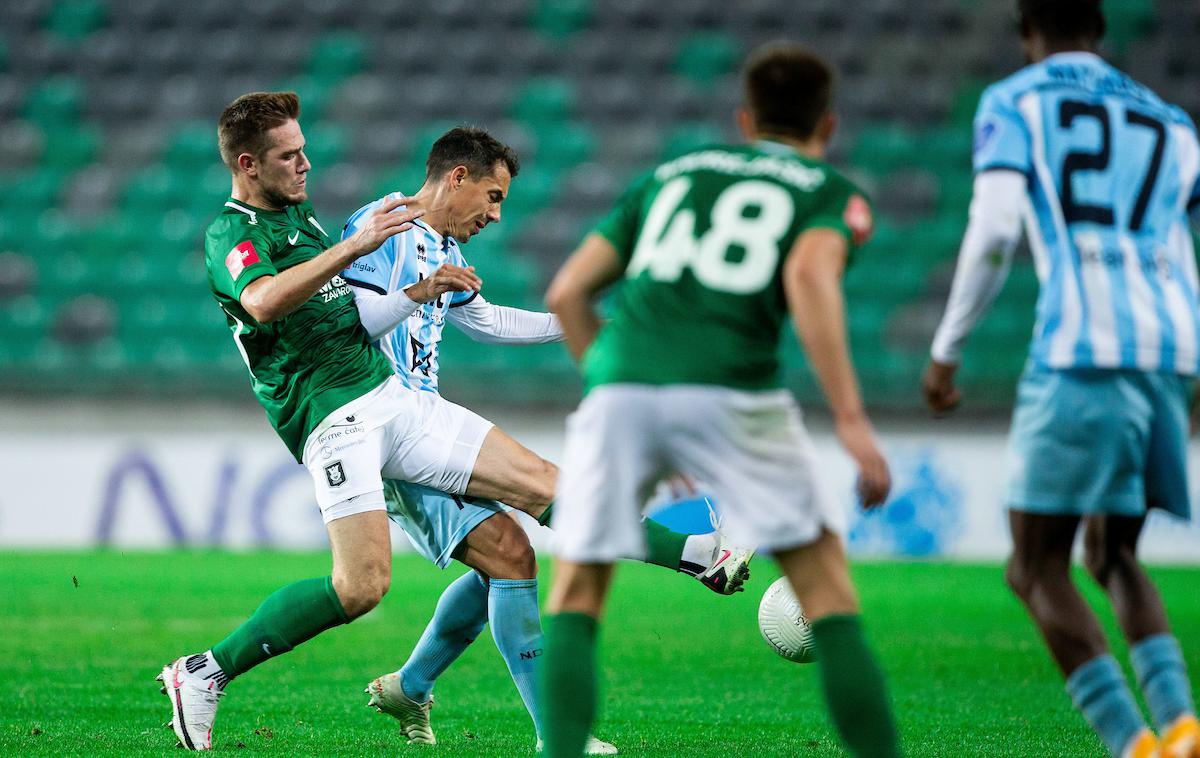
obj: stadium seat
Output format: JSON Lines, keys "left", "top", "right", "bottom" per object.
{"left": 0, "top": 0, "right": 1170, "bottom": 406}
{"left": 674, "top": 32, "right": 741, "bottom": 84}
{"left": 45, "top": 0, "right": 108, "bottom": 41}
{"left": 509, "top": 77, "right": 576, "bottom": 126}
{"left": 530, "top": 0, "right": 593, "bottom": 40}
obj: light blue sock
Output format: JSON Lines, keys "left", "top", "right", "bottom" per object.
{"left": 398, "top": 570, "right": 488, "bottom": 703}
{"left": 1066, "top": 654, "right": 1147, "bottom": 757}
{"left": 488, "top": 578, "right": 544, "bottom": 737}
{"left": 1132, "top": 634, "right": 1196, "bottom": 730}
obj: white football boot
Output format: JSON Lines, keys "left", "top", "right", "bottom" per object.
{"left": 365, "top": 673, "right": 436, "bottom": 745}
{"left": 696, "top": 505, "right": 753, "bottom": 595}
{"left": 536, "top": 735, "right": 619, "bottom": 755}
{"left": 157, "top": 656, "right": 224, "bottom": 750}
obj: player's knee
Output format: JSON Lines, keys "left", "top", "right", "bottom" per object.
{"left": 1004, "top": 556, "right": 1035, "bottom": 602}
{"left": 334, "top": 564, "right": 391, "bottom": 618}
{"left": 491, "top": 524, "right": 537, "bottom": 580}
{"left": 1083, "top": 541, "right": 1132, "bottom": 588}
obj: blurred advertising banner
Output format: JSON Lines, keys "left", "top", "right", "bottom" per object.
{"left": 3, "top": 429, "right": 1198, "bottom": 561}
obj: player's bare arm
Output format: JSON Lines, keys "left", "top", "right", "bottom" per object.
{"left": 783, "top": 227, "right": 890, "bottom": 508}
{"left": 405, "top": 263, "right": 482, "bottom": 304}
{"left": 240, "top": 196, "right": 424, "bottom": 323}
{"left": 544, "top": 233, "right": 624, "bottom": 361}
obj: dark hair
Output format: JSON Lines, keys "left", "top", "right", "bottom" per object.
{"left": 425, "top": 126, "right": 520, "bottom": 182}
{"left": 1018, "top": 0, "right": 1105, "bottom": 43}
{"left": 742, "top": 42, "right": 833, "bottom": 141}
{"left": 218, "top": 91, "right": 301, "bottom": 169}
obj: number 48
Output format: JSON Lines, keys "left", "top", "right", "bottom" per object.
{"left": 627, "top": 177, "right": 796, "bottom": 295}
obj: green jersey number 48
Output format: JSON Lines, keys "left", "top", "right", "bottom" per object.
{"left": 627, "top": 177, "right": 795, "bottom": 295}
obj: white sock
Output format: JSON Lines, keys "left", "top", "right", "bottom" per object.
{"left": 679, "top": 533, "right": 719, "bottom": 575}
{"left": 183, "top": 651, "right": 229, "bottom": 691}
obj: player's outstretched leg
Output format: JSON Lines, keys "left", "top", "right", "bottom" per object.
{"left": 1008, "top": 511, "right": 1156, "bottom": 757}
{"left": 467, "top": 427, "right": 753, "bottom": 594}
{"left": 1084, "top": 516, "right": 1199, "bottom": 757}
{"left": 159, "top": 510, "right": 387, "bottom": 750}
{"left": 776, "top": 529, "right": 900, "bottom": 758}
{"left": 535, "top": 503, "right": 752, "bottom": 594}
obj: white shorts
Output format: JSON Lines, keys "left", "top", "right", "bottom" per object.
{"left": 553, "top": 384, "right": 841, "bottom": 562}
{"left": 301, "top": 377, "right": 495, "bottom": 523}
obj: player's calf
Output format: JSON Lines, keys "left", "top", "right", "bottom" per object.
{"left": 456, "top": 511, "right": 537, "bottom": 580}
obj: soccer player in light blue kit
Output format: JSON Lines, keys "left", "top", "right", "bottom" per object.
{"left": 924, "top": 2, "right": 1200, "bottom": 756}
{"left": 340, "top": 127, "right": 752, "bottom": 754}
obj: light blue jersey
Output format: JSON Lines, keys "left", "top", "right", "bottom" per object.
{"left": 341, "top": 193, "right": 478, "bottom": 394}
{"left": 975, "top": 52, "right": 1200, "bottom": 374}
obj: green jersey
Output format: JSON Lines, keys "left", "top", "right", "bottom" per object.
{"left": 585, "top": 140, "right": 873, "bottom": 392}
{"left": 204, "top": 197, "right": 394, "bottom": 460}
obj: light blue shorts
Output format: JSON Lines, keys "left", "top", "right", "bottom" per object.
{"left": 383, "top": 479, "right": 511, "bottom": 568}
{"left": 1006, "top": 367, "right": 1192, "bottom": 520}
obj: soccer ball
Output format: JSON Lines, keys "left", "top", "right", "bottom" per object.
{"left": 757, "top": 577, "right": 816, "bottom": 663}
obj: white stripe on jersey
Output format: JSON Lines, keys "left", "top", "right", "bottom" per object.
{"left": 1118, "top": 236, "right": 1161, "bottom": 370}
{"left": 1075, "top": 230, "right": 1121, "bottom": 366}
{"left": 1167, "top": 123, "right": 1200, "bottom": 373}
{"left": 1021, "top": 92, "right": 1085, "bottom": 365}
{"left": 1164, "top": 221, "right": 1199, "bottom": 374}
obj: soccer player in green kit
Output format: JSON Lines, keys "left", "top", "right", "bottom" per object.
{"left": 540, "top": 44, "right": 901, "bottom": 757}
{"left": 158, "top": 91, "right": 554, "bottom": 751}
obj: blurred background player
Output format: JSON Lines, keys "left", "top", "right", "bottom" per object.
{"left": 924, "top": 1, "right": 1200, "bottom": 756}
{"left": 340, "top": 125, "right": 752, "bottom": 754}
{"left": 538, "top": 43, "right": 900, "bottom": 758}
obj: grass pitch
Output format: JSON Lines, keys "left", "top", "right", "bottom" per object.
{"left": 1, "top": 552, "right": 1197, "bottom": 757}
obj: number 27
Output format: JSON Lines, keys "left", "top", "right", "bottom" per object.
{"left": 1058, "top": 99, "right": 1165, "bottom": 232}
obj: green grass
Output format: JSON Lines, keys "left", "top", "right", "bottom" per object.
{"left": 1, "top": 552, "right": 1197, "bottom": 756}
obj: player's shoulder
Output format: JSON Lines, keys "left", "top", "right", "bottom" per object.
{"left": 1109, "top": 68, "right": 1196, "bottom": 131}
{"left": 979, "top": 63, "right": 1048, "bottom": 113}
{"left": 348, "top": 191, "right": 408, "bottom": 219}
{"left": 204, "top": 200, "right": 265, "bottom": 252}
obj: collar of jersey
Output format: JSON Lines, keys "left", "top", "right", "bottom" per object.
{"left": 225, "top": 197, "right": 291, "bottom": 217}
{"left": 412, "top": 217, "right": 453, "bottom": 249}
{"left": 754, "top": 139, "right": 798, "bottom": 156}
{"left": 1042, "top": 50, "right": 1103, "bottom": 66}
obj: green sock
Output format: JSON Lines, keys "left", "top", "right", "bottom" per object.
{"left": 211, "top": 576, "right": 350, "bottom": 679}
{"left": 641, "top": 518, "right": 688, "bottom": 570}
{"left": 810, "top": 614, "right": 900, "bottom": 758}
{"left": 539, "top": 612, "right": 598, "bottom": 758}
{"left": 537, "top": 503, "right": 555, "bottom": 527}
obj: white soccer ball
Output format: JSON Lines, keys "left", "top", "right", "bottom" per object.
{"left": 757, "top": 576, "right": 816, "bottom": 663}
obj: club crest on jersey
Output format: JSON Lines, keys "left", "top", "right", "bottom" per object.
{"left": 324, "top": 461, "right": 346, "bottom": 487}
{"left": 843, "top": 194, "right": 874, "bottom": 246}
{"left": 225, "top": 240, "right": 261, "bottom": 279}
{"left": 974, "top": 116, "right": 1001, "bottom": 156}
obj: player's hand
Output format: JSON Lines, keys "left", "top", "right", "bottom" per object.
{"left": 922, "top": 359, "right": 961, "bottom": 416}
{"left": 349, "top": 195, "right": 425, "bottom": 255}
{"left": 405, "top": 263, "right": 483, "bottom": 304}
{"left": 834, "top": 414, "right": 891, "bottom": 509}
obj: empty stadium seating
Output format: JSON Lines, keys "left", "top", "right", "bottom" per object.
{"left": 0, "top": 0, "right": 1193, "bottom": 410}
